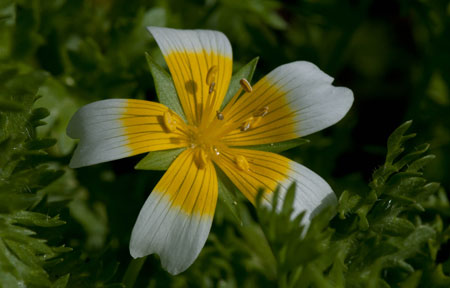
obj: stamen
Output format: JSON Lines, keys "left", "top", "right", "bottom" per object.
{"left": 209, "top": 82, "right": 216, "bottom": 94}
{"left": 206, "top": 66, "right": 218, "bottom": 85}
{"left": 216, "top": 111, "right": 224, "bottom": 120}
{"left": 195, "top": 149, "right": 208, "bottom": 169}
{"left": 235, "top": 155, "right": 249, "bottom": 171}
{"left": 240, "top": 117, "right": 254, "bottom": 131}
{"left": 250, "top": 106, "right": 269, "bottom": 128}
{"left": 239, "top": 78, "right": 252, "bottom": 93}
{"left": 213, "top": 146, "right": 220, "bottom": 156}
{"left": 163, "top": 111, "right": 177, "bottom": 132}
{"left": 254, "top": 106, "right": 269, "bottom": 117}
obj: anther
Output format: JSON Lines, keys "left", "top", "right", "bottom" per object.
{"left": 209, "top": 82, "right": 216, "bottom": 94}
{"left": 235, "top": 155, "right": 249, "bottom": 171}
{"left": 195, "top": 149, "right": 208, "bottom": 169}
{"left": 163, "top": 111, "right": 177, "bottom": 132}
{"left": 239, "top": 78, "right": 252, "bottom": 93}
{"left": 240, "top": 117, "right": 254, "bottom": 131}
{"left": 206, "top": 66, "right": 218, "bottom": 85}
{"left": 254, "top": 106, "right": 269, "bottom": 117}
{"left": 216, "top": 111, "right": 224, "bottom": 120}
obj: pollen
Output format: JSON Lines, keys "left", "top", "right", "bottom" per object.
{"left": 235, "top": 155, "right": 249, "bottom": 171}
{"left": 163, "top": 111, "right": 177, "bottom": 132}
{"left": 239, "top": 78, "right": 252, "bottom": 93}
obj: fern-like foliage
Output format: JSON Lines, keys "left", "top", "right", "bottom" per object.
{"left": 0, "top": 63, "right": 70, "bottom": 287}
{"left": 180, "top": 121, "right": 449, "bottom": 288}
{"left": 249, "top": 121, "right": 450, "bottom": 288}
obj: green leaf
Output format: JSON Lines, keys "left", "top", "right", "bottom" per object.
{"left": 134, "top": 148, "right": 185, "bottom": 171}
{"left": 238, "top": 137, "right": 310, "bottom": 153}
{"left": 145, "top": 52, "right": 186, "bottom": 121}
{"left": 221, "top": 57, "right": 259, "bottom": 110}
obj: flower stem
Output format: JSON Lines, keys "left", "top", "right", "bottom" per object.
{"left": 122, "top": 256, "right": 147, "bottom": 288}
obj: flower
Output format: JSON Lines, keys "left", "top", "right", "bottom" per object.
{"left": 67, "top": 27, "right": 353, "bottom": 275}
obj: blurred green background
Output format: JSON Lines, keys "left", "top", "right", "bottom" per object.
{"left": 0, "top": 0, "right": 449, "bottom": 287}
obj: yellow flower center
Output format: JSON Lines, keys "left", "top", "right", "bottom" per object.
{"left": 161, "top": 68, "right": 271, "bottom": 170}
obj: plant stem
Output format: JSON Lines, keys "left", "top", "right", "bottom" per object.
{"left": 122, "top": 256, "right": 147, "bottom": 288}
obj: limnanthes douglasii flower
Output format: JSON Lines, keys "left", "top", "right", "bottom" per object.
{"left": 67, "top": 27, "right": 353, "bottom": 274}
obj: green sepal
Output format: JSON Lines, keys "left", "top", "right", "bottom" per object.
{"left": 135, "top": 148, "right": 186, "bottom": 171}
{"left": 216, "top": 167, "right": 242, "bottom": 224}
{"left": 145, "top": 52, "right": 186, "bottom": 122}
{"left": 237, "top": 138, "right": 310, "bottom": 153}
{"left": 221, "top": 57, "right": 259, "bottom": 110}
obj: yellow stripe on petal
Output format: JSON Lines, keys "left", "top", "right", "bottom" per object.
{"left": 221, "top": 61, "right": 353, "bottom": 146}
{"left": 214, "top": 148, "right": 289, "bottom": 204}
{"left": 147, "top": 27, "right": 232, "bottom": 126}
{"left": 130, "top": 149, "right": 218, "bottom": 274}
{"left": 154, "top": 149, "right": 218, "bottom": 216}
{"left": 67, "top": 99, "right": 189, "bottom": 168}
{"left": 214, "top": 148, "right": 336, "bottom": 223}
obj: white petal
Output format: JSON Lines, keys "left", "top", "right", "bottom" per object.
{"left": 146, "top": 27, "right": 233, "bottom": 125}
{"left": 129, "top": 149, "right": 218, "bottom": 275}
{"left": 264, "top": 61, "right": 354, "bottom": 137}
{"left": 67, "top": 99, "right": 186, "bottom": 168}
{"left": 147, "top": 26, "right": 232, "bottom": 57}
{"left": 130, "top": 191, "right": 214, "bottom": 275}
{"left": 222, "top": 61, "right": 353, "bottom": 146}
{"left": 277, "top": 161, "right": 337, "bottom": 223}
{"left": 215, "top": 148, "right": 336, "bottom": 225}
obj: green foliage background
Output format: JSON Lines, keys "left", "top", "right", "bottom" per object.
{"left": 0, "top": 0, "right": 449, "bottom": 287}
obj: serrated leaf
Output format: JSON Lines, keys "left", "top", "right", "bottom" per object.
{"left": 394, "top": 143, "right": 430, "bottom": 171}
{"left": 408, "top": 154, "right": 436, "bottom": 172}
{"left": 281, "top": 183, "right": 296, "bottom": 216}
{"left": 0, "top": 193, "right": 40, "bottom": 213}
{"left": 399, "top": 271, "right": 422, "bottom": 288}
{"left": 338, "top": 190, "right": 361, "bottom": 219}
{"left": 0, "top": 99, "right": 25, "bottom": 112}
{"left": 386, "top": 120, "right": 415, "bottom": 164}
{"left": 145, "top": 52, "right": 186, "bottom": 121}
{"left": 27, "top": 138, "right": 57, "bottom": 150}
{"left": 372, "top": 217, "right": 415, "bottom": 236}
{"left": 401, "top": 226, "right": 436, "bottom": 257}
{"left": 29, "top": 107, "right": 50, "bottom": 122}
{"left": 221, "top": 57, "right": 259, "bottom": 110}
{"left": 239, "top": 137, "right": 310, "bottom": 153}
{"left": 134, "top": 148, "right": 185, "bottom": 170}
{"left": 51, "top": 274, "right": 70, "bottom": 288}
{"left": 11, "top": 211, "right": 65, "bottom": 227}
